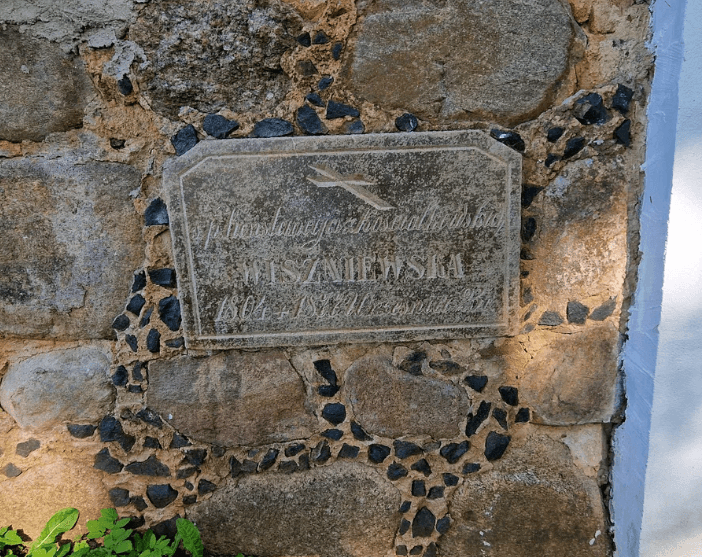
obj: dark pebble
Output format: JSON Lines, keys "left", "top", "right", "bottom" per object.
{"left": 67, "top": 424, "right": 96, "bottom": 438}
{"left": 394, "top": 440, "right": 423, "bottom": 459}
{"left": 351, "top": 421, "right": 372, "bottom": 441}
{"left": 110, "top": 138, "right": 126, "bottom": 150}
{"left": 612, "top": 84, "right": 634, "bottom": 114}
{"left": 312, "top": 440, "right": 331, "bottom": 463}
{"left": 144, "top": 436, "right": 161, "bottom": 449}
{"left": 126, "top": 294, "right": 146, "bottom": 316}
{"left": 547, "top": 127, "right": 564, "bottom": 142}
{"left": 545, "top": 153, "right": 561, "bottom": 167}
{"left": 322, "top": 402, "right": 346, "bottom": 425}
{"left": 520, "top": 247, "right": 535, "bottom": 260}
{"left": 296, "top": 60, "right": 318, "bottom": 76}
{"left": 521, "top": 217, "right": 537, "bottom": 242}
{"left": 344, "top": 119, "right": 365, "bottom": 134}
{"left": 466, "top": 401, "right": 491, "bottom": 437}
{"left": 241, "top": 459, "right": 257, "bottom": 473}
{"left": 412, "top": 480, "right": 426, "bottom": 497}
{"left": 211, "top": 446, "right": 226, "bottom": 458}
{"left": 16, "top": 439, "right": 40, "bottom": 457}
{"left": 464, "top": 375, "right": 488, "bottom": 392}
{"left": 297, "top": 32, "right": 311, "bottom": 47}
{"left": 198, "top": 479, "right": 216, "bottom": 495}
{"left": 170, "top": 433, "right": 191, "bottom": 448}
{"left": 321, "top": 428, "right": 343, "bottom": 440}
{"left": 538, "top": 311, "right": 563, "bottom": 326}
{"left": 567, "top": 300, "right": 589, "bottom": 324}
{"left": 125, "top": 455, "right": 170, "bottom": 477}
{"left": 314, "top": 359, "right": 337, "bottom": 385}
{"left": 338, "top": 443, "right": 359, "bottom": 459}
{"left": 297, "top": 105, "right": 327, "bottom": 135}
{"left": 139, "top": 308, "right": 152, "bottom": 328}
{"left": 146, "top": 484, "right": 178, "bottom": 509}
{"left": 399, "top": 519, "right": 411, "bottom": 535}
{"left": 298, "top": 453, "right": 310, "bottom": 470}
{"left": 132, "top": 271, "right": 146, "bottom": 293}
{"left": 521, "top": 186, "right": 544, "bottom": 208}
{"left": 165, "top": 337, "right": 184, "bottom": 348}
{"left": 399, "top": 351, "right": 425, "bottom": 376}
{"left": 183, "top": 495, "right": 197, "bottom": 505}
{"left": 109, "top": 487, "right": 130, "bottom": 507}
{"left": 131, "top": 497, "right": 148, "bottom": 512}
{"left": 117, "top": 76, "right": 133, "bottom": 95}
{"left": 515, "top": 408, "right": 530, "bottom": 423}
{"left": 147, "top": 329, "right": 161, "bottom": 353}
{"left": 462, "top": 462, "right": 481, "bottom": 474}
{"left": 251, "top": 118, "right": 294, "bottom": 138}
{"left": 409, "top": 546, "right": 423, "bottom": 556}
{"left": 306, "top": 92, "right": 325, "bottom": 107}
{"left": 145, "top": 198, "right": 169, "bottom": 226}
{"left": 396, "top": 113, "right": 418, "bottom": 132}
{"left": 439, "top": 441, "right": 469, "bottom": 464}
{"left": 171, "top": 124, "right": 198, "bottom": 156}
{"left": 490, "top": 129, "right": 525, "bottom": 152}
{"left": 112, "top": 366, "right": 128, "bottom": 387}
{"left": 149, "top": 268, "right": 176, "bottom": 287}
{"left": 368, "top": 444, "right": 391, "bottom": 463}
{"left": 428, "top": 360, "right": 462, "bottom": 374}
{"left": 614, "top": 119, "right": 631, "bottom": 147}
{"left": 285, "top": 443, "right": 305, "bottom": 458}
{"left": 574, "top": 93, "right": 608, "bottom": 125}
{"left": 326, "top": 100, "right": 360, "bottom": 119}
{"left": 400, "top": 501, "right": 411, "bottom": 513}
{"left": 229, "top": 457, "right": 243, "bottom": 478}
{"left": 387, "top": 463, "right": 408, "bottom": 480}
{"left": 318, "top": 76, "right": 334, "bottom": 90}
{"left": 259, "top": 448, "right": 279, "bottom": 471}
{"left": 411, "top": 458, "right": 432, "bottom": 477}
{"left": 498, "top": 386, "right": 519, "bottom": 406}
{"left": 436, "top": 516, "right": 451, "bottom": 534}
{"left": 183, "top": 448, "right": 207, "bottom": 467}
{"left": 152, "top": 517, "right": 179, "bottom": 539}
{"left": 159, "top": 296, "right": 182, "bottom": 332}
{"left": 484, "top": 431, "right": 511, "bottom": 461}
{"left": 493, "top": 408, "right": 508, "bottom": 430}
{"left": 425, "top": 542, "right": 437, "bottom": 557}
{"left": 136, "top": 408, "right": 163, "bottom": 428}
{"left": 313, "top": 31, "right": 329, "bottom": 44}
{"left": 397, "top": 545, "right": 408, "bottom": 556}
{"left": 279, "top": 460, "right": 298, "bottom": 474}
{"left": 563, "top": 137, "right": 586, "bottom": 159}
{"left": 318, "top": 384, "right": 340, "bottom": 397}
{"left": 522, "top": 286, "right": 534, "bottom": 305}
{"left": 99, "top": 416, "right": 135, "bottom": 452}
{"left": 412, "top": 507, "right": 436, "bottom": 538}
{"left": 427, "top": 486, "right": 444, "bottom": 500}
{"left": 443, "top": 473, "right": 459, "bottom": 486}
{"left": 203, "top": 114, "right": 239, "bottom": 139}
{"left": 112, "top": 314, "right": 130, "bottom": 331}
{"left": 332, "top": 41, "right": 343, "bottom": 59}
{"left": 2, "top": 463, "right": 21, "bottom": 478}
{"left": 132, "top": 362, "right": 144, "bottom": 382}
{"left": 590, "top": 297, "right": 616, "bottom": 320}
{"left": 94, "top": 448, "right": 123, "bottom": 474}
{"left": 127, "top": 384, "right": 143, "bottom": 393}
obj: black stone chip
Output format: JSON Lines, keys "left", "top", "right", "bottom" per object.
{"left": 563, "top": 137, "right": 586, "bottom": 159}
{"left": 322, "top": 428, "right": 343, "bottom": 440}
{"left": 183, "top": 449, "right": 207, "bottom": 467}
{"left": 131, "top": 271, "right": 146, "bottom": 293}
{"left": 520, "top": 247, "right": 535, "bottom": 260}
{"left": 183, "top": 495, "right": 197, "bottom": 505}
{"left": 318, "top": 76, "right": 334, "bottom": 90}
{"left": 306, "top": 92, "right": 325, "bottom": 107}
{"left": 16, "top": 439, "right": 40, "bottom": 457}
{"left": 394, "top": 440, "right": 423, "bottom": 459}
{"left": 400, "top": 501, "right": 411, "bottom": 513}
{"left": 112, "top": 314, "right": 130, "bottom": 331}
{"left": 498, "top": 386, "right": 519, "bottom": 406}
{"left": 285, "top": 443, "right": 305, "bottom": 457}
{"left": 318, "top": 384, "right": 340, "bottom": 397}
{"left": 412, "top": 507, "right": 436, "bottom": 537}
{"left": 127, "top": 384, "right": 143, "bottom": 393}
{"left": 144, "top": 436, "right": 161, "bottom": 449}
{"left": 99, "top": 416, "right": 136, "bottom": 452}
{"left": 131, "top": 496, "right": 148, "bottom": 512}
{"left": 159, "top": 296, "right": 182, "bottom": 331}
{"left": 67, "top": 424, "right": 96, "bottom": 438}
{"left": 369, "top": 444, "right": 391, "bottom": 463}
{"left": 229, "top": 457, "right": 243, "bottom": 478}
{"left": 545, "top": 153, "right": 560, "bottom": 167}
{"left": 427, "top": 486, "right": 444, "bottom": 500}
{"left": 411, "top": 458, "right": 432, "bottom": 477}
{"left": 126, "top": 294, "right": 146, "bottom": 316}
{"left": 198, "top": 479, "right": 216, "bottom": 495}
{"left": 409, "top": 546, "right": 423, "bottom": 556}
{"left": 326, "top": 100, "right": 360, "bottom": 119}
{"left": 490, "top": 129, "right": 525, "bottom": 152}
{"left": 332, "top": 41, "right": 343, "bottom": 59}
{"left": 400, "top": 351, "right": 425, "bottom": 376}
{"left": 298, "top": 454, "right": 310, "bottom": 471}
{"left": 538, "top": 311, "right": 563, "bottom": 326}
{"left": 465, "top": 401, "right": 491, "bottom": 437}
{"left": 424, "top": 542, "right": 437, "bottom": 557}
{"left": 493, "top": 408, "right": 508, "bottom": 430}
{"left": 165, "top": 337, "right": 184, "bottom": 348}
{"left": 436, "top": 516, "right": 451, "bottom": 534}
{"left": 312, "top": 440, "right": 332, "bottom": 463}
{"left": 149, "top": 268, "right": 177, "bottom": 287}
{"left": 109, "top": 487, "right": 130, "bottom": 507}
{"left": 521, "top": 217, "right": 537, "bottom": 242}
{"left": 462, "top": 462, "right": 480, "bottom": 474}
{"left": 314, "top": 359, "right": 337, "bottom": 385}
{"left": 322, "top": 403, "right": 346, "bottom": 425}
{"left": 614, "top": 119, "right": 631, "bottom": 147}
{"left": 395, "top": 113, "right": 418, "bottom": 132}
{"left": 338, "top": 444, "right": 359, "bottom": 459}
{"left": 145, "top": 198, "right": 169, "bottom": 226}
{"left": 203, "top": 114, "right": 239, "bottom": 139}
{"left": 259, "top": 448, "right": 279, "bottom": 471}
{"left": 397, "top": 546, "right": 408, "bottom": 556}
{"left": 147, "top": 329, "right": 161, "bottom": 353}
{"left": 250, "top": 118, "right": 294, "bottom": 138}
{"left": 146, "top": 484, "right": 178, "bottom": 509}
{"left": 351, "top": 421, "right": 372, "bottom": 441}
{"left": 132, "top": 362, "right": 144, "bottom": 381}
{"left": 440, "top": 441, "right": 469, "bottom": 464}
{"left": 313, "top": 31, "right": 329, "bottom": 44}
{"left": 574, "top": 93, "right": 609, "bottom": 125}
{"left": 94, "top": 448, "right": 123, "bottom": 474}
{"left": 125, "top": 455, "right": 171, "bottom": 477}
{"left": 567, "top": 300, "right": 589, "bottom": 324}
{"left": 484, "top": 431, "right": 511, "bottom": 461}
{"left": 547, "top": 127, "right": 565, "bottom": 142}
{"left": 110, "top": 138, "right": 126, "bottom": 150}
{"left": 297, "top": 32, "right": 311, "bottom": 47}
{"left": 443, "top": 473, "right": 459, "bottom": 486}
{"left": 344, "top": 119, "right": 365, "bottom": 134}
{"left": 171, "top": 124, "right": 198, "bottom": 156}
{"left": 117, "top": 76, "right": 133, "bottom": 95}
{"left": 278, "top": 460, "right": 298, "bottom": 474}
{"left": 297, "top": 105, "right": 327, "bottom": 135}
{"left": 515, "top": 408, "right": 530, "bottom": 423}
{"left": 428, "top": 360, "right": 462, "bottom": 374}
{"left": 411, "top": 480, "right": 426, "bottom": 497}
{"left": 387, "top": 463, "right": 408, "bottom": 480}
{"left": 112, "top": 366, "right": 128, "bottom": 387}
{"left": 590, "top": 297, "right": 616, "bottom": 320}
{"left": 170, "top": 433, "right": 191, "bottom": 448}
{"left": 297, "top": 60, "right": 319, "bottom": 76}
{"left": 521, "top": 186, "right": 544, "bottom": 208}
{"left": 464, "top": 375, "right": 488, "bottom": 393}
{"left": 399, "top": 519, "right": 411, "bottom": 535}
{"left": 211, "top": 446, "right": 226, "bottom": 458}
{"left": 612, "top": 84, "right": 634, "bottom": 114}
{"left": 152, "top": 517, "right": 180, "bottom": 539}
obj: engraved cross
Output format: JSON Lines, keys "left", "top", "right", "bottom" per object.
{"left": 307, "top": 164, "right": 394, "bottom": 211}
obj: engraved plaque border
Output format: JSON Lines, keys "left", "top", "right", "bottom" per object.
{"left": 163, "top": 131, "right": 522, "bottom": 349}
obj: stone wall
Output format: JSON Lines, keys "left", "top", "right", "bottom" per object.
{"left": 0, "top": 1, "right": 652, "bottom": 556}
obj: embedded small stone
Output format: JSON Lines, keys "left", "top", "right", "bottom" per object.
{"left": 314, "top": 359, "right": 337, "bottom": 385}
{"left": 126, "top": 455, "right": 171, "bottom": 477}
{"left": 489, "top": 129, "right": 525, "bottom": 152}
{"left": 574, "top": 93, "right": 608, "bottom": 125}
{"left": 297, "top": 32, "right": 311, "bottom": 47}
{"left": 136, "top": 408, "right": 163, "bottom": 428}
{"left": 538, "top": 311, "right": 564, "bottom": 326}
{"left": 139, "top": 308, "right": 152, "bottom": 328}
{"left": 322, "top": 402, "right": 346, "bottom": 425}
{"left": 165, "top": 337, "right": 184, "bottom": 348}
{"left": 396, "top": 113, "right": 418, "bottom": 132}
{"left": 127, "top": 385, "right": 143, "bottom": 393}
{"left": 590, "top": 297, "right": 617, "bottom": 321}
{"left": 369, "top": 444, "right": 391, "bottom": 463}
{"left": 230, "top": 457, "right": 243, "bottom": 478}
{"left": 170, "top": 433, "right": 191, "bottom": 448}
{"left": 436, "top": 517, "right": 450, "bottom": 534}
{"left": 149, "top": 268, "right": 177, "bottom": 287}
{"left": 94, "top": 448, "right": 123, "bottom": 474}
{"left": 112, "top": 314, "right": 130, "bottom": 331}
{"left": 464, "top": 375, "right": 488, "bottom": 393}
{"left": 397, "top": 545, "right": 408, "bottom": 556}
{"left": 521, "top": 185, "right": 544, "bottom": 208}
{"left": 171, "top": 124, "right": 198, "bottom": 156}
{"left": 183, "top": 449, "right": 207, "bottom": 467}
{"left": 251, "top": 118, "right": 294, "bottom": 138}
{"left": 259, "top": 448, "right": 279, "bottom": 470}
{"left": 285, "top": 443, "right": 305, "bottom": 457}
{"left": 152, "top": 517, "right": 179, "bottom": 539}
{"left": 298, "top": 61, "right": 319, "bottom": 75}
{"left": 203, "top": 114, "right": 239, "bottom": 139}
{"left": 177, "top": 467, "right": 197, "bottom": 479}
{"left": 484, "top": 431, "right": 511, "bottom": 461}
{"left": 321, "top": 428, "right": 343, "bottom": 440}
{"left": 427, "top": 486, "right": 444, "bottom": 500}
{"left": 212, "top": 446, "right": 226, "bottom": 458}
{"left": 563, "top": 137, "right": 586, "bottom": 158}
{"left": 145, "top": 198, "right": 169, "bottom": 226}
{"left": 67, "top": 424, "right": 96, "bottom": 438}
{"left": 547, "top": 127, "right": 564, "bottom": 142}
{"left": 147, "top": 329, "right": 161, "bottom": 353}
{"left": 567, "top": 301, "right": 589, "bottom": 324}
{"left": 117, "top": 76, "right": 133, "bottom": 96}
{"left": 313, "top": 31, "right": 329, "bottom": 44}
{"left": 412, "top": 507, "right": 436, "bottom": 537}
{"left": 2, "top": 463, "right": 21, "bottom": 478}
{"left": 493, "top": 408, "right": 508, "bottom": 430}
{"left": 131, "top": 497, "right": 148, "bottom": 512}
{"left": 462, "top": 462, "right": 480, "bottom": 474}
{"left": 399, "top": 519, "right": 411, "bottom": 535}
{"left": 394, "top": 440, "right": 423, "bottom": 459}
{"left": 306, "top": 92, "right": 325, "bottom": 107}
{"left": 515, "top": 408, "right": 530, "bottom": 423}
{"left": 144, "top": 436, "right": 161, "bottom": 449}
{"left": 545, "top": 153, "right": 560, "bottom": 167}
{"left": 412, "top": 480, "right": 426, "bottom": 497}
{"left": 521, "top": 217, "right": 537, "bottom": 242}
{"left": 146, "top": 484, "right": 178, "bottom": 508}
{"left": 318, "top": 384, "right": 340, "bottom": 397}
{"left": 465, "top": 401, "right": 491, "bottom": 437}
{"left": 332, "top": 42, "right": 343, "bottom": 60}
{"left": 520, "top": 248, "right": 535, "bottom": 260}
{"left": 126, "top": 295, "right": 146, "bottom": 316}
{"left": 132, "top": 363, "right": 144, "bottom": 382}
{"left": 242, "top": 460, "right": 257, "bottom": 473}
{"left": 428, "top": 360, "right": 462, "bottom": 375}
{"left": 339, "top": 444, "right": 360, "bottom": 459}
{"left": 298, "top": 454, "right": 310, "bottom": 470}
{"left": 183, "top": 495, "right": 197, "bottom": 505}
{"left": 387, "top": 462, "right": 408, "bottom": 480}
{"left": 409, "top": 546, "right": 423, "bottom": 555}
{"left": 399, "top": 351, "right": 425, "bottom": 376}
{"left": 198, "top": 479, "right": 217, "bottom": 495}
{"left": 326, "top": 100, "right": 360, "bottom": 119}
{"left": 109, "top": 487, "right": 130, "bottom": 507}
{"left": 318, "top": 76, "right": 334, "bottom": 90}
{"left": 424, "top": 542, "right": 437, "bottom": 557}
{"left": 297, "top": 105, "right": 327, "bottom": 136}
{"left": 443, "top": 473, "right": 459, "bottom": 486}
{"left": 159, "top": 296, "right": 182, "bottom": 331}
{"left": 411, "top": 459, "right": 432, "bottom": 477}
{"left": 16, "top": 439, "right": 40, "bottom": 457}
{"left": 351, "top": 421, "right": 372, "bottom": 441}
{"left": 112, "top": 366, "right": 128, "bottom": 387}
{"left": 439, "top": 441, "right": 469, "bottom": 464}
{"left": 344, "top": 119, "right": 365, "bottom": 134}
{"left": 400, "top": 501, "right": 411, "bottom": 513}
{"left": 99, "top": 416, "right": 136, "bottom": 452}
{"left": 312, "top": 440, "right": 331, "bottom": 463}
{"left": 614, "top": 119, "right": 631, "bottom": 147}
{"left": 279, "top": 460, "right": 298, "bottom": 474}
{"left": 110, "top": 138, "right": 126, "bottom": 150}
{"left": 498, "top": 386, "right": 519, "bottom": 406}
{"left": 132, "top": 271, "right": 147, "bottom": 293}
{"left": 612, "top": 84, "right": 634, "bottom": 114}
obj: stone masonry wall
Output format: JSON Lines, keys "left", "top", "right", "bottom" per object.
{"left": 0, "top": 1, "right": 651, "bottom": 556}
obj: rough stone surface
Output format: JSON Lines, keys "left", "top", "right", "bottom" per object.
{"left": 0, "top": 346, "right": 114, "bottom": 430}
{"left": 441, "top": 433, "right": 609, "bottom": 556}
{"left": 0, "top": 158, "right": 143, "bottom": 339}
{"left": 148, "top": 351, "right": 319, "bottom": 446}
{"left": 346, "top": 355, "right": 469, "bottom": 439}
{"left": 187, "top": 462, "right": 401, "bottom": 557}
{"left": 345, "top": 0, "right": 580, "bottom": 125}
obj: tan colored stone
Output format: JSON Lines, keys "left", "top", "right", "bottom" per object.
{"left": 441, "top": 431, "right": 609, "bottom": 557}
{"left": 345, "top": 355, "right": 469, "bottom": 439}
{"left": 520, "top": 324, "right": 620, "bottom": 425}
{"left": 187, "top": 461, "right": 401, "bottom": 557}
{"left": 148, "top": 351, "right": 320, "bottom": 447}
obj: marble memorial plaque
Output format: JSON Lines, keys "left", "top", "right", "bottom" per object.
{"left": 163, "top": 131, "right": 521, "bottom": 349}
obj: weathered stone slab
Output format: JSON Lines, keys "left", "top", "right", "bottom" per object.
{"left": 147, "top": 351, "right": 319, "bottom": 447}
{"left": 163, "top": 131, "right": 521, "bottom": 349}
{"left": 345, "top": 355, "right": 470, "bottom": 439}
{"left": 0, "top": 158, "right": 143, "bottom": 339}
{"left": 187, "top": 461, "right": 401, "bottom": 557}
{"left": 0, "top": 346, "right": 114, "bottom": 430}
{"left": 441, "top": 432, "right": 609, "bottom": 556}
{"left": 343, "top": 0, "right": 580, "bottom": 125}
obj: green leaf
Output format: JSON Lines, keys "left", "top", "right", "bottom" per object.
{"left": 115, "top": 519, "right": 130, "bottom": 529}
{"left": 0, "top": 528, "right": 23, "bottom": 546}
{"left": 30, "top": 508, "right": 79, "bottom": 551}
{"left": 56, "top": 543, "right": 71, "bottom": 557}
{"left": 28, "top": 545, "right": 58, "bottom": 557}
{"left": 175, "top": 519, "right": 203, "bottom": 557}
